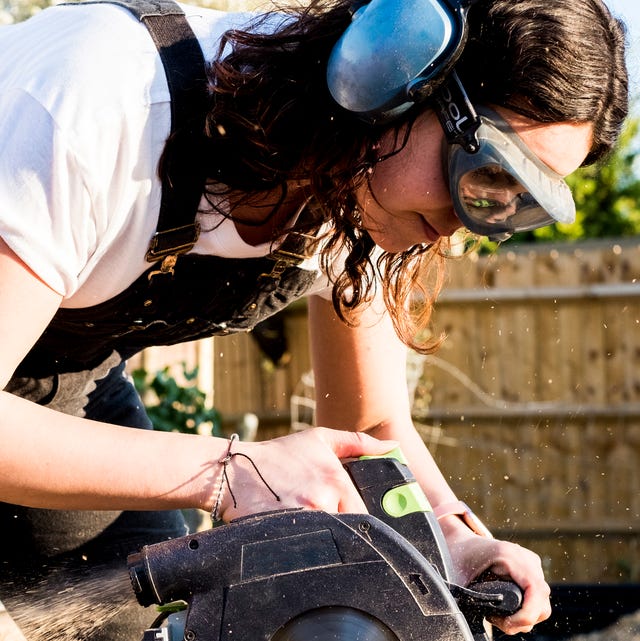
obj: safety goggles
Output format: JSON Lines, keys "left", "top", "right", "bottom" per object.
{"left": 433, "top": 73, "right": 576, "bottom": 241}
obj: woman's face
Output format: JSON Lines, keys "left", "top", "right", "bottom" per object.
{"left": 357, "top": 108, "right": 593, "bottom": 252}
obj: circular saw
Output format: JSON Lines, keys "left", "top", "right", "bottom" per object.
{"left": 128, "top": 449, "right": 522, "bottom": 641}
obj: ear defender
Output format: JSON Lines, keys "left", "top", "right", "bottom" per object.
{"left": 326, "top": 0, "right": 477, "bottom": 124}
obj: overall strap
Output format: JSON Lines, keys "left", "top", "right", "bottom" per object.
{"left": 95, "top": 0, "right": 208, "bottom": 265}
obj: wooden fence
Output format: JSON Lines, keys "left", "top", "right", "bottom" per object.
{"left": 130, "top": 237, "right": 640, "bottom": 584}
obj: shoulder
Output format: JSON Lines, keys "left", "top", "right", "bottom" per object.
{"left": 0, "top": 3, "right": 155, "bottom": 62}
{"left": 181, "top": 2, "right": 295, "bottom": 54}
{"left": 0, "top": 3, "right": 170, "bottom": 298}
{"left": 0, "top": 3, "right": 165, "bottom": 129}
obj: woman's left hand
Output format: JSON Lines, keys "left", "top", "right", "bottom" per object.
{"left": 441, "top": 517, "right": 552, "bottom": 635}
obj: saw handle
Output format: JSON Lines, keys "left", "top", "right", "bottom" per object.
{"left": 450, "top": 577, "right": 523, "bottom": 637}
{"left": 467, "top": 579, "right": 524, "bottom": 616}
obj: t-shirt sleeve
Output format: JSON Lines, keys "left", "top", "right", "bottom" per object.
{"left": 0, "top": 89, "right": 96, "bottom": 296}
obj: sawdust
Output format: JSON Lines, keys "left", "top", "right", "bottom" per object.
{"left": 0, "top": 563, "right": 137, "bottom": 641}
{"left": 565, "top": 609, "right": 640, "bottom": 641}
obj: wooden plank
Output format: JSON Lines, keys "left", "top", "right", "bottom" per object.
{"left": 605, "top": 297, "right": 640, "bottom": 405}
{"left": 428, "top": 304, "right": 477, "bottom": 407}
{"left": 627, "top": 300, "right": 640, "bottom": 403}
{"left": 534, "top": 250, "right": 564, "bottom": 403}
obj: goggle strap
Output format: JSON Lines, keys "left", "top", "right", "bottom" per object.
{"left": 347, "top": 0, "right": 368, "bottom": 17}
{"left": 444, "top": 0, "right": 481, "bottom": 9}
{"left": 433, "top": 71, "right": 481, "bottom": 153}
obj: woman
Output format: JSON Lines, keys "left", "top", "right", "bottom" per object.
{"left": 0, "top": 0, "right": 628, "bottom": 638}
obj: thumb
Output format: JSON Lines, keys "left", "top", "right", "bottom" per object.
{"left": 318, "top": 427, "right": 398, "bottom": 460}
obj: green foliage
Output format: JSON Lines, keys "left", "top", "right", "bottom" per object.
{"left": 132, "top": 363, "right": 222, "bottom": 436}
{"left": 1, "top": 0, "right": 51, "bottom": 24}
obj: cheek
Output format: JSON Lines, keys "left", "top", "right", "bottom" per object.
{"left": 420, "top": 139, "right": 451, "bottom": 200}
{"left": 361, "top": 115, "right": 452, "bottom": 213}
{"left": 368, "top": 154, "right": 450, "bottom": 209}
{"left": 424, "top": 162, "right": 451, "bottom": 202}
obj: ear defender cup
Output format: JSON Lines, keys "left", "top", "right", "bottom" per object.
{"left": 326, "top": 0, "right": 476, "bottom": 124}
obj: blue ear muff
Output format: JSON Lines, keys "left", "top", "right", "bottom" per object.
{"left": 326, "top": 0, "right": 476, "bottom": 124}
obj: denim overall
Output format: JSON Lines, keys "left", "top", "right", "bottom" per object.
{"left": 0, "top": 2, "right": 321, "bottom": 638}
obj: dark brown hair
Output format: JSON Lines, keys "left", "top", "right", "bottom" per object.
{"left": 166, "top": 0, "right": 629, "bottom": 352}
{"left": 457, "top": 0, "right": 629, "bottom": 165}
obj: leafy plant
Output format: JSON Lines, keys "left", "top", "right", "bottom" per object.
{"left": 1, "top": 0, "right": 51, "bottom": 24}
{"left": 132, "top": 363, "right": 222, "bottom": 436}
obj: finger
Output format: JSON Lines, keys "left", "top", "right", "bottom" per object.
{"left": 317, "top": 427, "right": 397, "bottom": 460}
{"left": 503, "top": 583, "right": 552, "bottom": 630}
{"left": 487, "top": 573, "right": 551, "bottom": 633}
{"left": 337, "top": 492, "right": 369, "bottom": 514}
{"left": 336, "top": 470, "right": 369, "bottom": 514}
{"left": 465, "top": 542, "right": 550, "bottom": 634}
{"left": 490, "top": 608, "right": 546, "bottom": 634}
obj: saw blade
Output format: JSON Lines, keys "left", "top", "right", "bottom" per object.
{"left": 271, "top": 606, "right": 399, "bottom": 641}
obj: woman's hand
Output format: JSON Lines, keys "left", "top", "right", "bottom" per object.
{"left": 441, "top": 516, "right": 551, "bottom": 635}
{"left": 216, "top": 427, "right": 396, "bottom": 521}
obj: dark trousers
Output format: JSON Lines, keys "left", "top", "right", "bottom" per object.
{"left": 0, "top": 358, "right": 188, "bottom": 641}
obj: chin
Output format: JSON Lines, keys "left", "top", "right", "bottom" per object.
{"left": 376, "top": 230, "right": 436, "bottom": 252}
{"left": 372, "top": 238, "right": 406, "bottom": 253}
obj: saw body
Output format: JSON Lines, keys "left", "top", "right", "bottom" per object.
{"left": 128, "top": 454, "right": 521, "bottom": 641}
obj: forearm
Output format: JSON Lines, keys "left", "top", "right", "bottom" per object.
{"left": 0, "top": 390, "right": 222, "bottom": 511}
{"left": 309, "top": 294, "right": 460, "bottom": 511}
{"left": 0, "top": 391, "right": 397, "bottom": 519}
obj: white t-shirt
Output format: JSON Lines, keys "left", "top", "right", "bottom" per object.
{"left": 0, "top": 2, "right": 332, "bottom": 309}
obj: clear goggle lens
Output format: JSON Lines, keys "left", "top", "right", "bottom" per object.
{"left": 446, "top": 107, "right": 576, "bottom": 241}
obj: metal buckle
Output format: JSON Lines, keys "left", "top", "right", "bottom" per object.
{"left": 259, "top": 231, "right": 319, "bottom": 280}
{"left": 145, "top": 222, "right": 201, "bottom": 262}
{"left": 147, "top": 254, "right": 179, "bottom": 281}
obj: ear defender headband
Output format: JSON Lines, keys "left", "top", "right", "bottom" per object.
{"left": 326, "top": 0, "right": 478, "bottom": 124}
